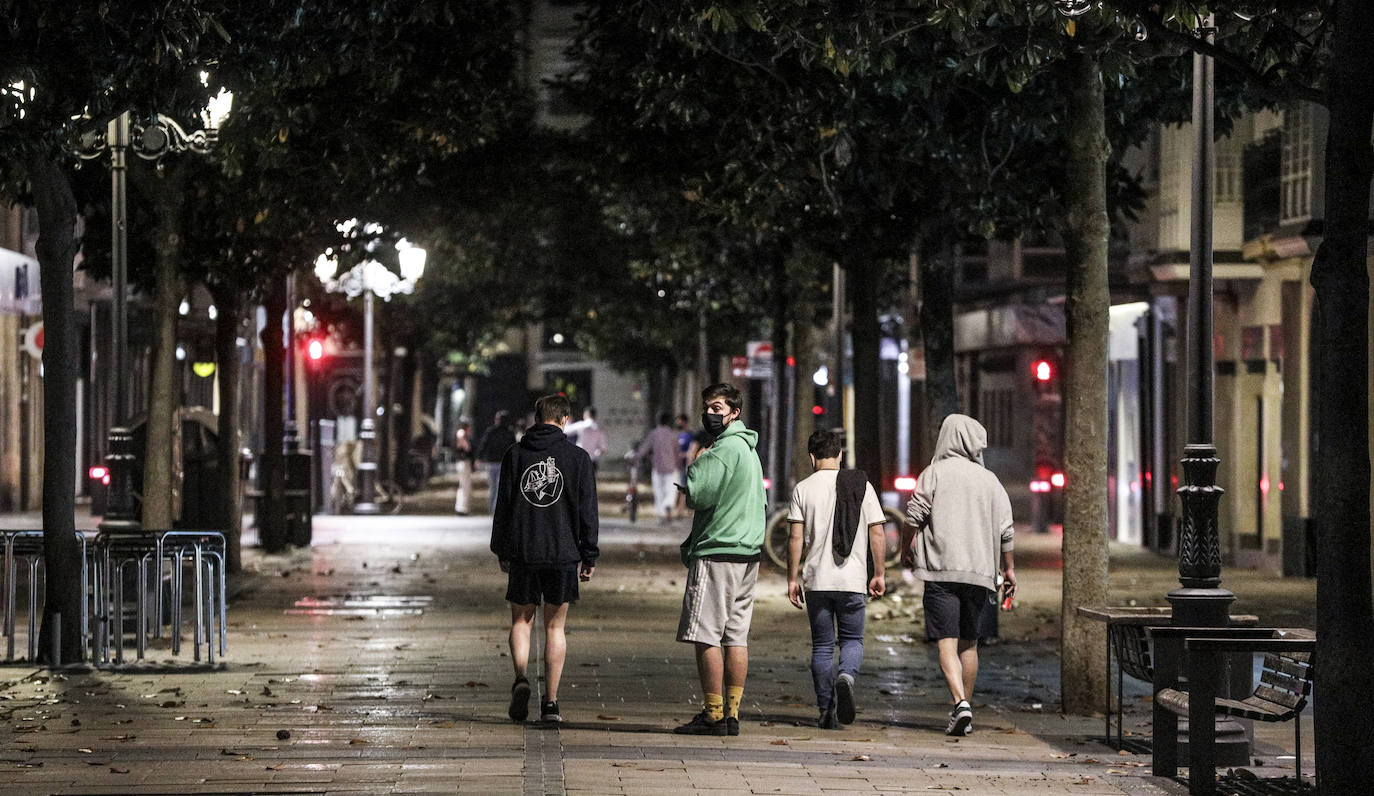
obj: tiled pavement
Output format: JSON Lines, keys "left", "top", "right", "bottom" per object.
{"left": 0, "top": 515, "right": 1313, "bottom": 795}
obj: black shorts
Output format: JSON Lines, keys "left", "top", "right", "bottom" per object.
{"left": 506, "top": 566, "right": 579, "bottom": 606}
{"left": 922, "top": 580, "right": 996, "bottom": 641}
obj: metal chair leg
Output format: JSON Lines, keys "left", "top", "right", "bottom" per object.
{"left": 26, "top": 558, "right": 39, "bottom": 662}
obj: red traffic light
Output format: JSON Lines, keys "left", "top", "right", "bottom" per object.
{"left": 811, "top": 405, "right": 825, "bottom": 416}
{"left": 1033, "top": 359, "right": 1053, "bottom": 382}
{"left": 307, "top": 338, "right": 325, "bottom": 361}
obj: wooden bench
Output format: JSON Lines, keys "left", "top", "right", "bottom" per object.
{"left": 1148, "top": 626, "right": 1316, "bottom": 794}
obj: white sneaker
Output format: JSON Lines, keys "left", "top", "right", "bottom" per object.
{"left": 946, "top": 700, "right": 972, "bottom": 736}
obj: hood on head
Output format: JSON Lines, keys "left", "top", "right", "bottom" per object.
{"left": 519, "top": 423, "right": 566, "bottom": 451}
{"left": 932, "top": 414, "right": 987, "bottom": 466}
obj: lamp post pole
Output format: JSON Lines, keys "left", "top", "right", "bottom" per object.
{"left": 354, "top": 287, "right": 380, "bottom": 513}
{"left": 80, "top": 92, "right": 230, "bottom": 532}
{"left": 1169, "top": 14, "right": 1233, "bottom": 627}
{"left": 100, "top": 111, "right": 140, "bottom": 531}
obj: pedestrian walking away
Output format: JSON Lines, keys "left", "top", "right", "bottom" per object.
{"left": 564, "top": 406, "right": 610, "bottom": 472}
{"left": 631, "top": 413, "right": 682, "bottom": 523}
{"left": 901, "top": 413, "right": 1015, "bottom": 737}
{"left": 453, "top": 417, "right": 475, "bottom": 515}
{"left": 673, "top": 383, "right": 766, "bottom": 736}
{"left": 786, "top": 429, "right": 887, "bottom": 729}
{"left": 476, "top": 409, "right": 517, "bottom": 513}
{"left": 489, "top": 394, "right": 599, "bottom": 724}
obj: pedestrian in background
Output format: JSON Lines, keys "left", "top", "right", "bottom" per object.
{"left": 673, "top": 384, "right": 766, "bottom": 736}
{"left": 453, "top": 417, "right": 475, "bottom": 515}
{"left": 490, "top": 394, "right": 599, "bottom": 724}
{"left": 901, "top": 414, "right": 1015, "bottom": 737}
{"left": 631, "top": 412, "right": 682, "bottom": 523}
{"left": 564, "top": 406, "right": 609, "bottom": 472}
{"left": 674, "top": 414, "right": 693, "bottom": 518}
{"left": 476, "top": 410, "right": 517, "bottom": 513}
{"left": 786, "top": 430, "right": 886, "bottom": 729}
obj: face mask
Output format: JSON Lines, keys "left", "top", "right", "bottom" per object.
{"left": 701, "top": 411, "right": 729, "bottom": 437}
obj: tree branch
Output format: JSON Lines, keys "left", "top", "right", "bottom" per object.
{"left": 1111, "top": 0, "right": 1327, "bottom": 108}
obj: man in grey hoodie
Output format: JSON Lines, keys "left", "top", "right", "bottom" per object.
{"left": 901, "top": 414, "right": 1015, "bottom": 737}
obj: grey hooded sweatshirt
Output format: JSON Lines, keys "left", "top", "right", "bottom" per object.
{"left": 904, "top": 414, "right": 1014, "bottom": 591}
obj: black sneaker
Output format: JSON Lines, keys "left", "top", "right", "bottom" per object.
{"left": 835, "top": 673, "right": 856, "bottom": 725}
{"left": 540, "top": 699, "right": 562, "bottom": 723}
{"left": 672, "top": 710, "right": 727, "bottom": 736}
{"left": 508, "top": 677, "right": 530, "bottom": 722}
{"left": 946, "top": 700, "right": 973, "bottom": 736}
{"left": 725, "top": 716, "right": 739, "bottom": 736}
{"left": 819, "top": 710, "right": 840, "bottom": 730}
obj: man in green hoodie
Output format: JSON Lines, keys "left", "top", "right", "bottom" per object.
{"left": 673, "top": 383, "right": 767, "bottom": 736}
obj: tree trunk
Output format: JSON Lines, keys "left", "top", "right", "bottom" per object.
{"left": 211, "top": 284, "right": 244, "bottom": 573}
{"left": 1058, "top": 48, "right": 1111, "bottom": 716}
{"left": 790, "top": 295, "right": 819, "bottom": 491}
{"left": 919, "top": 236, "right": 960, "bottom": 455}
{"left": 768, "top": 241, "right": 790, "bottom": 499}
{"left": 258, "top": 279, "right": 288, "bottom": 552}
{"left": 27, "top": 153, "right": 84, "bottom": 665}
{"left": 1311, "top": 0, "right": 1374, "bottom": 785}
{"left": 846, "top": 248, "right": 883, "bottom": 492}
{"left": 142, "top": 164, "right": 187, "bottom": 530}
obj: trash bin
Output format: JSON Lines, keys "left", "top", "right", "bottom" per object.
{"left": 284, "top": 447, "right": 313, "bottom": 547}
{"left": 129, "top": 407, "right": 228, "bottom": 530}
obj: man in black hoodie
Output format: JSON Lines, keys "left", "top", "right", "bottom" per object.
{"left": 490, "top": 394, "right": 599, "bottom": 724}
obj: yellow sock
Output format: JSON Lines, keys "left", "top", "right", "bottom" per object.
{"left": 704, "top": 692, "right": 724, "bottom": 721}
{"left": 725, "top": 686, "right": 744, "bottom": 719}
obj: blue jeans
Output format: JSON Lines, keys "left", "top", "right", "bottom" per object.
{"left": 806, "top": 591, "right": 867, "bottom": 713}
{"left": 485, "top": 462, "right": 502, "bottom": 513}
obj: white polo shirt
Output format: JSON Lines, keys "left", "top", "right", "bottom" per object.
{"left": 787, "top": 470, "right": 885, "bottom": 593}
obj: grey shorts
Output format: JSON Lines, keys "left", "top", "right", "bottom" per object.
{"left": 677, "top": 558, "right": 759, "bottom": 647}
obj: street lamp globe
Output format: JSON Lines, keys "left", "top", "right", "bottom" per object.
{"left": 397, "top": 241, "right": 427, "bottom": 282}
{"left": 314, "top": 252, "right": 338, "bottom": 283}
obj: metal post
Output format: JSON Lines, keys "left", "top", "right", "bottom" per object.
{"left": 101, "top": 112, "right": 141, "bottom": 531}
{"left": 355, "top": 288, "right": 379, "bottom": 513}
{"left": 1169, "top": 14, "right": 1234, "bottom": 628}
{"left": 284, "top": 272, "right": 300, "bottom": 453}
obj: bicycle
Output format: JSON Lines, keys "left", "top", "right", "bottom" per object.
{"left": 763, "top": 503, "right": 907, "bottom": 570}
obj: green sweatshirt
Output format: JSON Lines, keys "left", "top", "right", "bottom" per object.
{"left": 681, "top": 421, "right": 766, "bottom": 565}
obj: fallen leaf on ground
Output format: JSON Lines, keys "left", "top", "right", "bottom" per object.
{"left": 109, "top": 766, "right": 129, "bottom": 774}
{"left": 266, "top": 763, "right": 283, "bottom": 771}
{"left": 597, "top": 715, "right": 620, "bottom": 721}
{"left": 349, "top": 739, "right": 367, "bottom": 745}
{"left": 851, "top": 754, "right": 871, "bottom": 762}
{"left": 770, "top": 739, "right": 788, "bottom": 746}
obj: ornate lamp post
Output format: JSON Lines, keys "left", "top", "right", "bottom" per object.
{"left": 77, "top": 83, "right": 233, "bottom": 531}
{"left": 315, "top": 235, "right": 426, "bottom": 513}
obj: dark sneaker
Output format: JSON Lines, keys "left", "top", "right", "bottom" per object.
{"left": 672, "top": 710, "right": 727, "bottom": 736}
{"left": 946, "top": 700, "right": 972, "bottom": 736}
{"left": 508, "top": 677, "right": 530, "bottom": 722}
{"left": 819, "top": 710, "right": 840, "bottom": 730}
{"left": 836, "top": 673, "right": 856, "bottom": 725}
{"left": 726, "top": 716, "right": 739, "bottom": 736}
{"left": 540, "top": 700, "right": 562, "bottom": 723}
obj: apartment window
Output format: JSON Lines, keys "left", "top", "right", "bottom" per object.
{"left": 1215, "top": 143, "right": 1242, "bottom": 203}
{"left": 1280, "top": 103, "right": 1314, "bottom": 224}
{"left": 1158, "top": 126, "right": 1182, "bottom": 248}
{"left": 980, "top": 388, "right": 1015, "bottom": 448}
